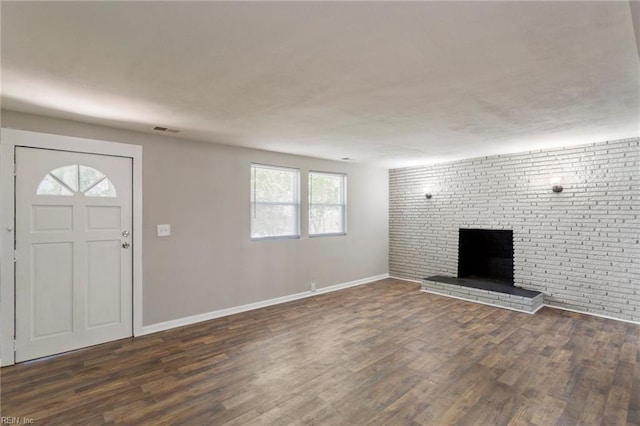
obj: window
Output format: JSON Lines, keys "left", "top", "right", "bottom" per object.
{"left": 251, "top": 164, "right": 300, "bottom": 239}
{"left": 309, "top": 171, "right": 346, "bottom": 236}
{"left": 36, "top": 165, "right": 117, "bottom": 197}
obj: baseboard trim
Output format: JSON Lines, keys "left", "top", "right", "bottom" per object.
{"left": 139, "top": 273, "right": 390, "bottom": 336}
{"left": 420, "top": 289, "right": 543, "bottom": 315}
{"left": 543, "top": 304, "right": 640, "bottom": 325}
{"left": 389, "top": 276, "right": 423, "bottom": 284}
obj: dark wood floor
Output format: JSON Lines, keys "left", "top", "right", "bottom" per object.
{"left": 2, "top": 279, "right": 639, "bottom": 425}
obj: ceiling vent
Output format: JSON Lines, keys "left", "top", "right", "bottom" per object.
{"left": 153, "top": 126, "right": 180, "bottom": 133}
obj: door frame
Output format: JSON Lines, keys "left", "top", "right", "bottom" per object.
{"left": 1, "top": 128, "right": 143, "bottom": 366}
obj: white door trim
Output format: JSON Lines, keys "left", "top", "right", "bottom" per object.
{"left": 1, "top": 128, "right": 143, "bottom": 366}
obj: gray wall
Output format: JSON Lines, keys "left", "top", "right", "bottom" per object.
{"left": 390, "top": 138, "right": 640, "bottom": 322}
{"left": 3, "top": 110, "right": 389, "bottom": 326}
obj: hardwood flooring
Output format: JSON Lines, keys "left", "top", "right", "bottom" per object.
{"left": 1, "top": 278, "right": 639, "bottom": 425}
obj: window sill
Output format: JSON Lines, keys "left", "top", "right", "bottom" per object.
{"left": 251, "top": 235, "right": 301, "bottom": 242}
{"left": 309, "top": 232, "right": 347, "bottom": 238}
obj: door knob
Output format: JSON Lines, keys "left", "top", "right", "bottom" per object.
{"left": 122, "top": 242, "right": 130, "bottom": 249}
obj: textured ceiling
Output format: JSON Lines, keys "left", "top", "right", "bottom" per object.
{"left": 2, "top": 1, "right": 639, "bottom": 168}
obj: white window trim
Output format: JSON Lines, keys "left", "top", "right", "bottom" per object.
{"left": 309, "top": 170, "right": 347, "bottom": 237}
{"left": 250, "top": 163, "right": 300, "bottom": 241}
{"left": 0, "top": 128, "right": 143, "bottom": 366}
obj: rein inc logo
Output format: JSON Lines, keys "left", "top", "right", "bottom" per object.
{"left": 1, "top": 418, "right": 34, "bottom": 424}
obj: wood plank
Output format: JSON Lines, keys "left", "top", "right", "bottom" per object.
{"left": 1, "top": 278, "right": 639, "bottom": 425}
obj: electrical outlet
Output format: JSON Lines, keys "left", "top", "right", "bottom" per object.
{"left": 157, "top": 224, "right": 171, "bottom": 237}
{"left": 311, "top": 282, "right": 316, "bottom": 292}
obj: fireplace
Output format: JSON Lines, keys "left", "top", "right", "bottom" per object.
{"left": 422, "top": 228, "right": 540, "bottom": 311}
{"left": 458, "top": 229, "right": 514, "bottom": 285}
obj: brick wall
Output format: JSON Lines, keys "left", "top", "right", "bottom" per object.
{"left": 389, "top": 138, "right": 640, "bottom": 322}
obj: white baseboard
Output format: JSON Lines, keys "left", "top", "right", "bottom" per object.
{"left": 543, "top": 304, "right": 640, "bottom": 325}
{"left": 139, "top": 273, "right": 390, "bottom": 336}
{"left": 389, "top": 276, "right": 423, "bottom": 284}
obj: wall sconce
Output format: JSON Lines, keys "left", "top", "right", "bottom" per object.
{"left": 422, "top": 187, "right": 433, "bottom": 199}
{"left": 550, "top": 176, "right": 563, "bottom": 193}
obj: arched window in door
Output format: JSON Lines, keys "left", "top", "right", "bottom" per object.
{"left": 36, "top": 165, "right": 117, "bottom": 197}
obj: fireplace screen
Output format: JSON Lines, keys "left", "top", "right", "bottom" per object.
{"left": 458, "top": 229, "right": 514, "bottom": 284}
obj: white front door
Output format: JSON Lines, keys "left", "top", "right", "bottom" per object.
{"left": 15, "top": 147, "right": 133, "bottom": 362}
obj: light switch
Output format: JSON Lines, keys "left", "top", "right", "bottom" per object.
{"left": 157, "top": 224, "right": 171, "bottom": 237}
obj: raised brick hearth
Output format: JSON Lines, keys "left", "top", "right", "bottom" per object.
{"left": 422, "top": 275, "right": 544, "bottom": 313}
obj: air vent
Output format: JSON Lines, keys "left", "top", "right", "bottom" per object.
{"left": 153, "top": 126, "right": 180, "bottom": 133}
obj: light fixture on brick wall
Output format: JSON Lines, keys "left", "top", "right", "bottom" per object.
{"left": 551, "top": 176, "right": 563, "bottom": 193}
{"left": 422, "top": 186, "right": 433, "bottom": 199}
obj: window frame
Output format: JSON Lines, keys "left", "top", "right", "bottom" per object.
{"left": 250, "top": 163, "right": 301, "bottom": 241}
{"left": 308, "top": 170, "right": 347, "bottom": 238}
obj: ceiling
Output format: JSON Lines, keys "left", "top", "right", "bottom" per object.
{"left": 2, "top": 1, "right": 639, "bottom": 168}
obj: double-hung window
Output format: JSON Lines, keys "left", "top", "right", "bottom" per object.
{"left": 309, "top": 171, "right": 347, "bottom": 236}
{"left": 250, "top": 163, "right": 300, "bottom": 239}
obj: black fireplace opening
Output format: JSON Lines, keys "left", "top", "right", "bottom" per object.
{"left": 458, "top": 229, "right": 514, "bottom": 285}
